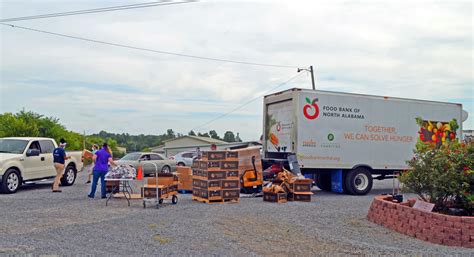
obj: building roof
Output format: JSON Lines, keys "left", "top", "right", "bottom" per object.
{"left": 162, "top": 135, "right": 226, "bottom": 144}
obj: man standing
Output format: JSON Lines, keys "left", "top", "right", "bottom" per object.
{"left": 88, "top": 143, "right": 117, "bottom": 199}
{"left": 52, "top": 138, "right": 69, "bottom": 193}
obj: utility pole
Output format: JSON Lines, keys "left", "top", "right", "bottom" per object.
{"left": 297, "top": 65, "right": 316, "bottom": 90}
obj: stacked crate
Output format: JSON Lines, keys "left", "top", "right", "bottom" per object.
{"left": 287, "top": 179, "right": 313, "bottom": 202}
{"left": 192, "top": 151, "right": 240, "bottom": 204}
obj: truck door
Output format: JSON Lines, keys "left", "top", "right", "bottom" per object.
{"left": 39, "top": 140, "right": 56, "bottom": 177}
{"left": 265, "top": 99, "right": 295, "bottom": 155}
{"left": 22, "top": 141, "right": 45, "bottom": 180}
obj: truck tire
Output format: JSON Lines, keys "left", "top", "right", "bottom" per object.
{"left": 61, "top": 165, "right": 77, "bottom": 186}
{"left": 315, "top": 173, "right": 332, "bottom": 191}
{"left": 344, "top": 168, "right": 373, "bottom": 195}
{"left": 0, "top": 169, "right": 21, "bottom": 194}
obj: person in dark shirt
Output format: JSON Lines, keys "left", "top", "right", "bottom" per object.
{"left": 88, "top": 143, "right": 117, "bottom": 199}
{"left": 52, "top": 138, "right": 70, "bottom": 192}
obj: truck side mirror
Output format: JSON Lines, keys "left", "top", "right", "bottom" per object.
{"left": 26, "top": 149, "right": 40, "bottom": 157}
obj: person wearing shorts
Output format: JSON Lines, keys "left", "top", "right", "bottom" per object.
{"left": 52, "top": 138, "right": 70, "bottom": 193}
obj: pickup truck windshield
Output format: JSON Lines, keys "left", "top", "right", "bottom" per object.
{"left": 121, "top": 153, "right": 141, "bottom": 161}
{"left": 0, "top": 139, "right": 29, "bottom": 154}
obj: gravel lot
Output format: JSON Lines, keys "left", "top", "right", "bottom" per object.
{"left": 0, "top": 171, "right": 473, "bottom": 256}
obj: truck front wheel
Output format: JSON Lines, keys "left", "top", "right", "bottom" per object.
{"left": 345, "top": 168, "right": 373, "bottom": 195}
{"left": 315, "top": 173, "right": 332, "bottom": 191}
{"left": 0, "top": 169, "right": 21, "bottom": 194}
{"left": 61, "top": 165, "right": 77, "bottom": 186}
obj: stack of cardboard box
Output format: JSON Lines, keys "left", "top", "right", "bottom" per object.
{"left": 192, "top": 151, "right": 240, "bottom": 203}
{"left": 176, "top": 166, "right": 193, "bottom": 191}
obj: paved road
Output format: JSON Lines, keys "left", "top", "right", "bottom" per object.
{"left": 0, "top": 171, "right": 472, "bottom": 256}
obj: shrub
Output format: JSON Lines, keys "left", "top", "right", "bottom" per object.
{"left": 399, "top": 141, "right": 474, "bottom": 216}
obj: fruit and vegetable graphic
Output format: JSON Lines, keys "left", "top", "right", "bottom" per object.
{"left": 303, "top": 97, "right": 320, "bottom": 120}
{"left": 270, "top": 133, "right": 279, "bottom": 147}
{"left": 416, "top": 117, "right": 459, "bottom": 145}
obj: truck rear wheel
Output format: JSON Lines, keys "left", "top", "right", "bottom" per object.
{"left": 345, "top": 168, "right": 373, "bottom": 195}
{"left": 61, "top": 165, "right": 77, "bottom": 186}
{"left": 315, "top": 173, "right": 332, "bottom": 191}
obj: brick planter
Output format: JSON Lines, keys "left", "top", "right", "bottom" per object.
{"left": 367, "top": 195, "right": 474, "bottom": 248}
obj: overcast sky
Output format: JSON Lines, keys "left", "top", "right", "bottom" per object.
{"left": 0, "top": 0, "right": 472, "bottom": 140}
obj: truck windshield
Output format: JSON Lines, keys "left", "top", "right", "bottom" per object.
{"left": 120, "top": 153, "right": 141, "bottom": 161}
{"left": 0, "top": 139, "right": 29, "bottom": 154}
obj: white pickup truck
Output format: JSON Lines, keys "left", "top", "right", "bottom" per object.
{"left": 0, "top": 137, "right": 83, "bottom": 194}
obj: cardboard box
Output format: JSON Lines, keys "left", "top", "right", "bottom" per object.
{"left": 221, "top": 180, "right": 239, "bottom": 189}
{"left": 200, "top": 180, "right": 221, "bottom": 190}
{"left": 289, "top": 179, "right": 313, "bottom": 193}
{"left": 200, "top": 190, "right": 222, "bottom": 200}
{"left": 287, "top": 192, "right": 313, "bottom": 202}
{"left": 223, "top": 189, "right": 240, "bottom": 200}
{"left": 220, "top": 161, "right": 239, "bottom": 170}
{"left": 203, "top": 151, "right": 227, "bottom": 161}
{"left": 263, "top": 192, "right": 287, "bottom": 203}
{"left": 177, "top": 167, "right": 193, "bottom": 191}
{"left": 226, "top": 170, "right": 239, "bottom": 179}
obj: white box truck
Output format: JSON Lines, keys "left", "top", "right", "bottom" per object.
{"left": 263, "top": 88, "right": 468, "bottom": 195}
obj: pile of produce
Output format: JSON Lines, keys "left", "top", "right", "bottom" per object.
{"left": 263, "top": 169, "right": 296, "bottom": 193}
{"left": 105, "top": 165, "right": 136, "bottom": 179}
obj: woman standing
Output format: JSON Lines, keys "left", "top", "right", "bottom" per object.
{"left": 88, "top": 143, "right": 117, "bottom": 199}
{"left": 85, "top": 144, "right": 99, "bottom": 184}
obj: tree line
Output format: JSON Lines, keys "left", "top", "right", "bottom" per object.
{"left": 0, "top": 111, "right": 243, "bottom": 156}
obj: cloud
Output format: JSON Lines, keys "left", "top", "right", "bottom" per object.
{"left": 0, "top": 0, "right": 472, "bottom": 140}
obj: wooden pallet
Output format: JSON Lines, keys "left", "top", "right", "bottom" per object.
{"left": 192, "top": 195, "right": 239, "bottom": 204}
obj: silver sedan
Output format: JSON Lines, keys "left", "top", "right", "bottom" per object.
{"left": 115, "top": 152, "right": 176, "bottom": 175}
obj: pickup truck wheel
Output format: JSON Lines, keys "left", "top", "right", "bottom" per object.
{"left": 345, "top": 168, "right": 373, "bottom": 195}
{"left": 61, "top": 165, "right": 77, "bottom": 186}
{"left": 315, "top": 173, "right": 332, "bottom": 191}
{"left": 1, "top": 169, "right": 21, "bottom": 194}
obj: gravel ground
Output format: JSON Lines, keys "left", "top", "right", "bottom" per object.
{"left": 0, "top": 171, "right": 473, "bottom": 256}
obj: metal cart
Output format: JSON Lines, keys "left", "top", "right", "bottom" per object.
{"left": 142, "top": 163, "right": 178, "bottom": 209}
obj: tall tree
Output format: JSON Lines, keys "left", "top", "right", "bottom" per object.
{"left": 223, "top": 131, "right": 236, "bottom": 142}
{"left": 188, "top": 130, "right": 196, "bottom": 136}
{"left": 209, "top": 130, "right": 220, "bottom": 140}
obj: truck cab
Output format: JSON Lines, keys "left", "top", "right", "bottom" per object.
{"left": 0, "top": 137, "right": 83, "bottom": 193}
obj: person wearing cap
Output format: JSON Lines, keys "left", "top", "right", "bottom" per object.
{"left": 52, "top": 138, "right": 70, "bottom": 192}
{"left": 88, "top": 143, "right": 117, "bottom": 199}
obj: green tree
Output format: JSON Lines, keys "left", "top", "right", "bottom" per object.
{"left": 223, "top": 131, "right": 236, "bottom": 142}
{"left": 209, "top": 130, "right": 220, "bottom": 140}
{"left": 188, "top": 130, "right": 196, "bottom": 136}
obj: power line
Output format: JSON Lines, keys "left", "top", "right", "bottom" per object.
{"left": 0, "top": 23, "right": 299, "bottom": 69}
{"left": 0, "top": 1, "right": 197, "bottom": 22}
{"left": 191, "top": 72, "right": 306, "bottom": 131}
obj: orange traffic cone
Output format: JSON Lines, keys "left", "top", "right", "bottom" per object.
{"left": 136, "top": 165, "right": 143, "bottom": 181}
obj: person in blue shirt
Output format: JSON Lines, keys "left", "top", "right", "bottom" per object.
{"left": 52, "top": 138, "right": 70, "bottom": 193}
{"left": 88, "top": 143, "right": 117, "bottom": 199}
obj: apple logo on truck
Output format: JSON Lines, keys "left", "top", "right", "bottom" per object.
{"left": 303, "top": 97, "right": 320, "bottom": 120}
